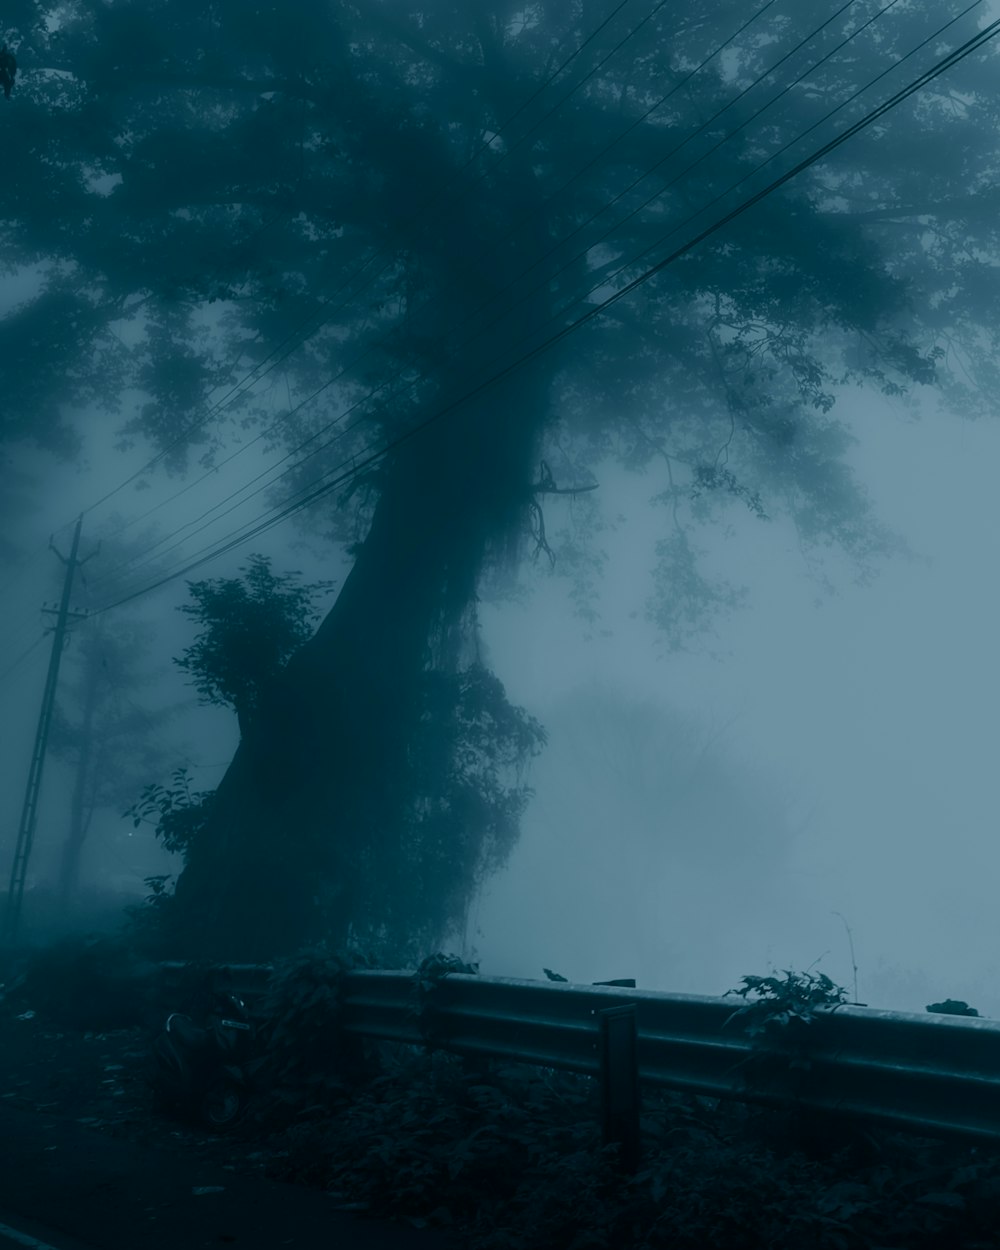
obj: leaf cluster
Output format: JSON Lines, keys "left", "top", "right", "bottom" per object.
{"left": 411, "top": 952, "right": 479, "bottom": 1045}
{"left": 124, "top": 765, "right": 214, "bottom": 860}
{"left": 413, "top": 952, "right": 479, "bottom": 992}
{"left": 255, "top": 947, "right": 378, "bottom": 1104}
{"left": 174, "top": 554, "right": 334, "bottom": 733}
{"left": 725, "top": 969, "right": 849, "bottom": 1040}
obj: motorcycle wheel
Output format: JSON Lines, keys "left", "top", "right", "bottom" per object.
{"left": 201, "top": 1078, "right": 246, "bottom": 1129}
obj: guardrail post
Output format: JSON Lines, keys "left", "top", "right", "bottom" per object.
{"left": 598, "top": 1003, "right": 641, "bottom": 1173}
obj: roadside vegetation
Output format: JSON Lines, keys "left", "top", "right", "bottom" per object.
{"left": 1, "top": 942, "right": 998, "bottom": 1249}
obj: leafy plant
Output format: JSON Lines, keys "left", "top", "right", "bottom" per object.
{"left": 414, "top": 952, "right": 479, "bottom": 990}
{"left": 262, "top": 1041, "right": 998, "bottom": 1250}
{"left": 411, "top": 953, "right": 479, "bottom": 1046}
{"left": 124, "top": 766, "right": 214, "bottom": 862}
{"left": 725, "top": 970, "right": 849, "bottom": 1039}
{"left": 175, "top": 555, "right": 334, "bottom": 737}
{"left": 257, "top": 948, "right": 377, "bottom": 1106}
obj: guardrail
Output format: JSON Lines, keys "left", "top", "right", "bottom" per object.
{"left": 164, "top": 964, "right": 1000, "bottom": 1160}
{"left": 339, "top": 973, "right": 1000, "bottom": 1143}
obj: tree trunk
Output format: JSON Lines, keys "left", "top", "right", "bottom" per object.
{"left": 169, "top": 51, "right": 569, "bottom": 960}
{"left": 170, "top": 346, "right": 557, "bottom": 961}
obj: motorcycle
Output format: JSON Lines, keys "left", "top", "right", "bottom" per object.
{"left": 150, "top": 989, "right": 266, "bottom": 1128}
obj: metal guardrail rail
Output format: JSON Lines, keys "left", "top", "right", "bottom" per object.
{"left": 163, "top": 964, "right": 1000, "bottom": 1146}
{"left": 337, "top": 971, "right": 1000, "bottom": 1145}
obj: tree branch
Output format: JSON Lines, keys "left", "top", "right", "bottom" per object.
{"left": 530, "top": 460, "right": 598, "bottom": 495}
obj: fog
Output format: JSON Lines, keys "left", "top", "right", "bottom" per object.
{"left": 2, "top": 0, "right": 1000, "bottom": 1021}
{"left": 481, "top": 392, "right": 1000, "bottom": 1014}
{"left": 3, "top": 376, "right": 999, "bottom": 1014}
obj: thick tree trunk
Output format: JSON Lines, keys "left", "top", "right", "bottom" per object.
{"left": 169, "top": 49, "right": 567, "bottom": 960}
{"left": 170, "top": 349, "right": 556, "bottom": 961}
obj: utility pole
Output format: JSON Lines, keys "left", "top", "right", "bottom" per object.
{"left": 1, "top": 516, "right": 93, "bottom": 948}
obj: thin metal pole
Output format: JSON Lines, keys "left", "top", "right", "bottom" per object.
{"left": 2, "top": 516, "right": 86, "bottom": 948}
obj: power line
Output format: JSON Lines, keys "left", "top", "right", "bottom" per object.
{"left": 443, "top": 0, "right": 895, "bottom": 346}
{"left": 577, "top": 0, "right": 989, "bottom": 306}
{"left": 0, "top": 608, "right": 47, "bottom": 668}
{"left": 88, "top": 8, "right": 1000, "bottom": 616}
{"left": 0, "top": 634, "right": 47, "bottom": 689}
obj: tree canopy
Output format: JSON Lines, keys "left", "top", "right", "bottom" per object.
{"left": 4, "top": 2, "right": 996, "bottom": 598}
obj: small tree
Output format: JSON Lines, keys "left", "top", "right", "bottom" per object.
{"left": 174, "top": 554, "right": 334, "bottom": 736}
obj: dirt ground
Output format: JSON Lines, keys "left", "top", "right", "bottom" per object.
{"left": 0, "top": 1001, "right": 257, "bottom": 1158}
{"left": 6, "top": 970, "right": 1000, "bottom": 1250}
{"left": 0, "top": 998, "right": 463, "bottom": 1250}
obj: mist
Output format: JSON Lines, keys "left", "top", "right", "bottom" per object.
{"left": 480, "top": 390, "right": 1000, "bottom": 1015}
{"left": 5, "top": 4, "right": 1000, "bottom": 1244}
{"left": 5, "top": 380, "right": 998, "bottom": 1011}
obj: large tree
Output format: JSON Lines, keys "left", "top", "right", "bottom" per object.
{"left": 2, "top": 2, "right": 999, "bottom": 957}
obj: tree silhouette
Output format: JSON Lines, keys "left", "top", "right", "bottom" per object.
{"left": 2, "top": 2, "right": 998, "bottom": 954}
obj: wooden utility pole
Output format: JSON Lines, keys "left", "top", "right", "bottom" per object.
{"left": 1, "top": 516, "right": 92, "bottom": 948}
